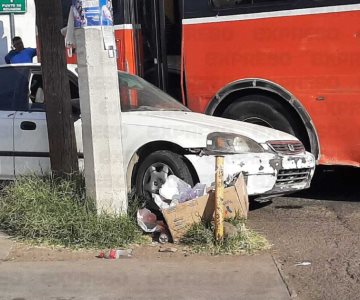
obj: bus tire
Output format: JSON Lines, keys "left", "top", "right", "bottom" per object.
{"left": 221, "top": 94, "right": 303, "bottom": 138}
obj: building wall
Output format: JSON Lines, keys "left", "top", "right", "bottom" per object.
{"left": 0, "top": 0, "right": 36, "bottom": 64}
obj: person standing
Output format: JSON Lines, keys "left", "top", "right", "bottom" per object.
{"left": 5, "top": 36, "right": 37, "bottom": 64}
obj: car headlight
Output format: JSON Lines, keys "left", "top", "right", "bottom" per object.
{"left": 206, "top": 132, "right": 264, "bottom": 154}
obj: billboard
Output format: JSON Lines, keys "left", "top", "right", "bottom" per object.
{"left": 72, "top": 0, "right": 113, "bottom": 28}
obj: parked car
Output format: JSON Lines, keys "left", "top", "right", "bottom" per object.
{"left": 0, "top": 64, "right": 315, "bottom": 204}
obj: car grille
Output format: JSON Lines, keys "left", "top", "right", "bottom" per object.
{"left": 268, "top": 141, "right": 305, "bottom": 155}
{"left": 276, "top": 168, "right": 311, "bottom": 186}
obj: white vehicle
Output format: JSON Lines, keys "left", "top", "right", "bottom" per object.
{"left": 0, "top": 64, "right": 315, "bottom": 204}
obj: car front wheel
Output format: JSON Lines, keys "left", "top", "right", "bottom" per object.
{"left": 135, "top": 150, "right": 194, "bottom": 209}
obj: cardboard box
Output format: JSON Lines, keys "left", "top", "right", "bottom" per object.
{"left": 162, "top": 174, "right": 249, "bottom": 243}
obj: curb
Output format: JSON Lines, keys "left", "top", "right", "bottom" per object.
{"left": 271, "top": 254, "right": 298, "bottom": 299}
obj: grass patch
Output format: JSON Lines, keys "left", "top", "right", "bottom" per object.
{"left": 0, "top": 175, "right": 145, "bottom": 249}
{"left": 180, "top": 219, "right": 270, "bottom": 255}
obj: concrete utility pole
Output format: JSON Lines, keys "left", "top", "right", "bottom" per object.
{"left": 74, "top": 0, "right": 128, "bottom": 214}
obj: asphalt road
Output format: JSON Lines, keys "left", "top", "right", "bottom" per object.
{"left": 248, "top": 166, "right": 360, "bottom": 300}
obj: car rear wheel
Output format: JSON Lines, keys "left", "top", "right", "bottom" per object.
{"left": 135, "top": 150, "right": 194, "bottom": 209}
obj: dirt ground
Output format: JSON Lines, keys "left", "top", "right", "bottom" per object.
{"left": 7, "top": 241, "right": 198, "bottom": 262}
{"left": 5, "top": 166, "right": 360, "bottom": 300}
{"left": 248, "top": 166, "right": 360, "bottom": 300}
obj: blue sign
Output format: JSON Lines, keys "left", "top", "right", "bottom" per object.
{"left": 72, "top": 0, "right": 113, "bottom": 28}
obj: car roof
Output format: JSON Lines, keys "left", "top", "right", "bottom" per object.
{"left": 0, "top": 63, "right": 128, "bottom": 77}
{"left": 0, "top": 63, "right": 40, "bottom": 68}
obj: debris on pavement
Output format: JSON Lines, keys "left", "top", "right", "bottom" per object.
{"left": 137, "top": 208, "right": 172, "bottom": 243}
{"left": 159, "top": 175, "right": 207, "bottom": 204}
{"left": 97, "top": 249, "right": 133, "bottom": 259}
{"left": 137, "top": 208, "right": 158, "bottom": 233}
{"left": 295, "top": 261, "right": 312, "bottom": 266}
{"left": 115, "top": 249, "right": 133, "bottom": 258}
{"left": 158, "top": 231, "right": 170, "bottom": 244}
{"left": 159, "top": 175, "right": 192, "bottom": 202}
{"left": 136, "top": 174, "right": 249, "bottom": 244}
{"left": 159, "top": 247, "right": 178, "bottom": 253}
{"left": 153, "top": 194, "right": 175, "bottom": 210}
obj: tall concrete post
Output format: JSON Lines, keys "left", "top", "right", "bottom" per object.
{"left": 75, "top": 26, "right": 128, "bottom": 215}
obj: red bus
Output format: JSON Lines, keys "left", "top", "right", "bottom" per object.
{"left": 68, "top": 0, "right": 360, "bottom": 167}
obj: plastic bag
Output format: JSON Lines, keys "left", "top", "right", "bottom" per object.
{"left": 159, "top": 175, "right": 207, "bottom": 203}
{"left": 159, "top": 175, "right": 192, "bottom": 201}
{"left": 137, "top": 208, "right": 158, "bottom": 233}
{"left": 153, "top": 194, "right": 170, "bottom": 209}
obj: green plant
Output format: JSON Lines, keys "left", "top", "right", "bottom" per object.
{"left": 0, "top": 175, "right": 145, "bottom": 249}
{"left": 180, "top": 219, "right": 270, "bottom": 255}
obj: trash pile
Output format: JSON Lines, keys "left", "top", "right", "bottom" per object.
{"left": 137, "top": 208, "right": 171, "bottom": 243}
{"left": 153, "top": 175, "right": 207, "bottom": 209}
{"left": 137, "top": 174, "right": 249, "bottom": 244}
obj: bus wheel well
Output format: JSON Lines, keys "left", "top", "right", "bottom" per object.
{"left": 213, "top": 88, "right": 312, "bottom": 152}
{"left": 128, "top": 141, "right": 200, "bottom": 189}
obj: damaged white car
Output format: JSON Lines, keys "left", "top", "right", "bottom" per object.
{"left": 0, "top": 64, "right": 315, "bottom": 204}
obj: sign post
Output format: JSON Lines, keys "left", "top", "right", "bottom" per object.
{"left": 9, "top": 13, "right": 14, "bottom": 38}
{"left": 0, "top": 0, "right": 27, "bottom": 39}
{"left": 73, "top": 0, "right": 128, "bottom": 215}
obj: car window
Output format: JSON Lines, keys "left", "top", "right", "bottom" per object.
{"left": 118, "top": 72, "right": 190, "bottom": 112}
{"left": 27, "top": 72, "right": 80, "bottom": 112}
{"left": 69, "top": 79, "right": 79, "bottom": 99}
{"left": 28, "top": 73, "right": 45, "bottom": 111}
{"left": 0, "top": 67, "right": 29, "bottom": 111}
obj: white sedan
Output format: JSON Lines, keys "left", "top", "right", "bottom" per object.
{"left": 0, "top": 64, "right": 315, "bottom": 204}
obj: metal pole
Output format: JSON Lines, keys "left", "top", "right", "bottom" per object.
{"left": 215, "top": 155, "right": 224, "bottom": 242}
{"left": 9, "top": 13, "right": 15, "bottom": 39}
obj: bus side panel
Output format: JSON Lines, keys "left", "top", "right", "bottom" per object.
{"left": 114, "top": 27, "right": 137, "bottom": 74}
{"left": 66, "top": 51, "right": 77, "bottom": 65}
{"left": 183, "top": 10, "right": 360, "bottom": 167}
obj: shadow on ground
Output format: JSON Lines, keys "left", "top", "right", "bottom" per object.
{"left": 250, "top": 166, "right": 360, "bottom": 211}
{"left": 292, "top": 166, "right": 359, "bottom": 202}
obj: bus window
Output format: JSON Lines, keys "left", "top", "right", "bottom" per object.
{"left": 211, "top": 0, "right": 291, "bottom": 10}
{"left": 211, "top": 0, "right": 252, "bottom": 9}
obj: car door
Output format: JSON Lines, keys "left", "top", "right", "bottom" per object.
{"left": 13, "top": 69, "right": 50, "bottom": 176}
{"left": 0, "top": 67, "right": 30, "bottom": 179}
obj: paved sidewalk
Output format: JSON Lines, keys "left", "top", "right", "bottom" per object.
{"left": 0, "top": 253, "right": 289, "bottom": 300}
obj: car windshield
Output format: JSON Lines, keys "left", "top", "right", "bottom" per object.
{"left": 118, "top": 72, "right": 190, "bottom": 112}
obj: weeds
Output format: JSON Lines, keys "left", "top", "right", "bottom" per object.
{"left": 180, "top": 219, "right": 270, "bottom": 255}
{"left": 0, "top": 175, "right": 144, "bottom": 249}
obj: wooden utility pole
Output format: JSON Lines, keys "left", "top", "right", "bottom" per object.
{"left": 35, "top": 0, "right": 78, "bottom": 176}
{"left": 215, "top": 156, "right": 225, "bottom": 242}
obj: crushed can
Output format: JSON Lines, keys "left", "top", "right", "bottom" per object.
{"left": 159, "top": 232, "right": 170, "bottom": 244}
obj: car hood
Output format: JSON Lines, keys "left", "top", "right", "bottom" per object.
{"left": 122, "top": 111, "right": 298, "bottom": 144}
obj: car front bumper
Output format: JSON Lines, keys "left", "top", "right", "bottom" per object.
{"left": 185, "top": 151, "right": 315, "bottom": 196}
